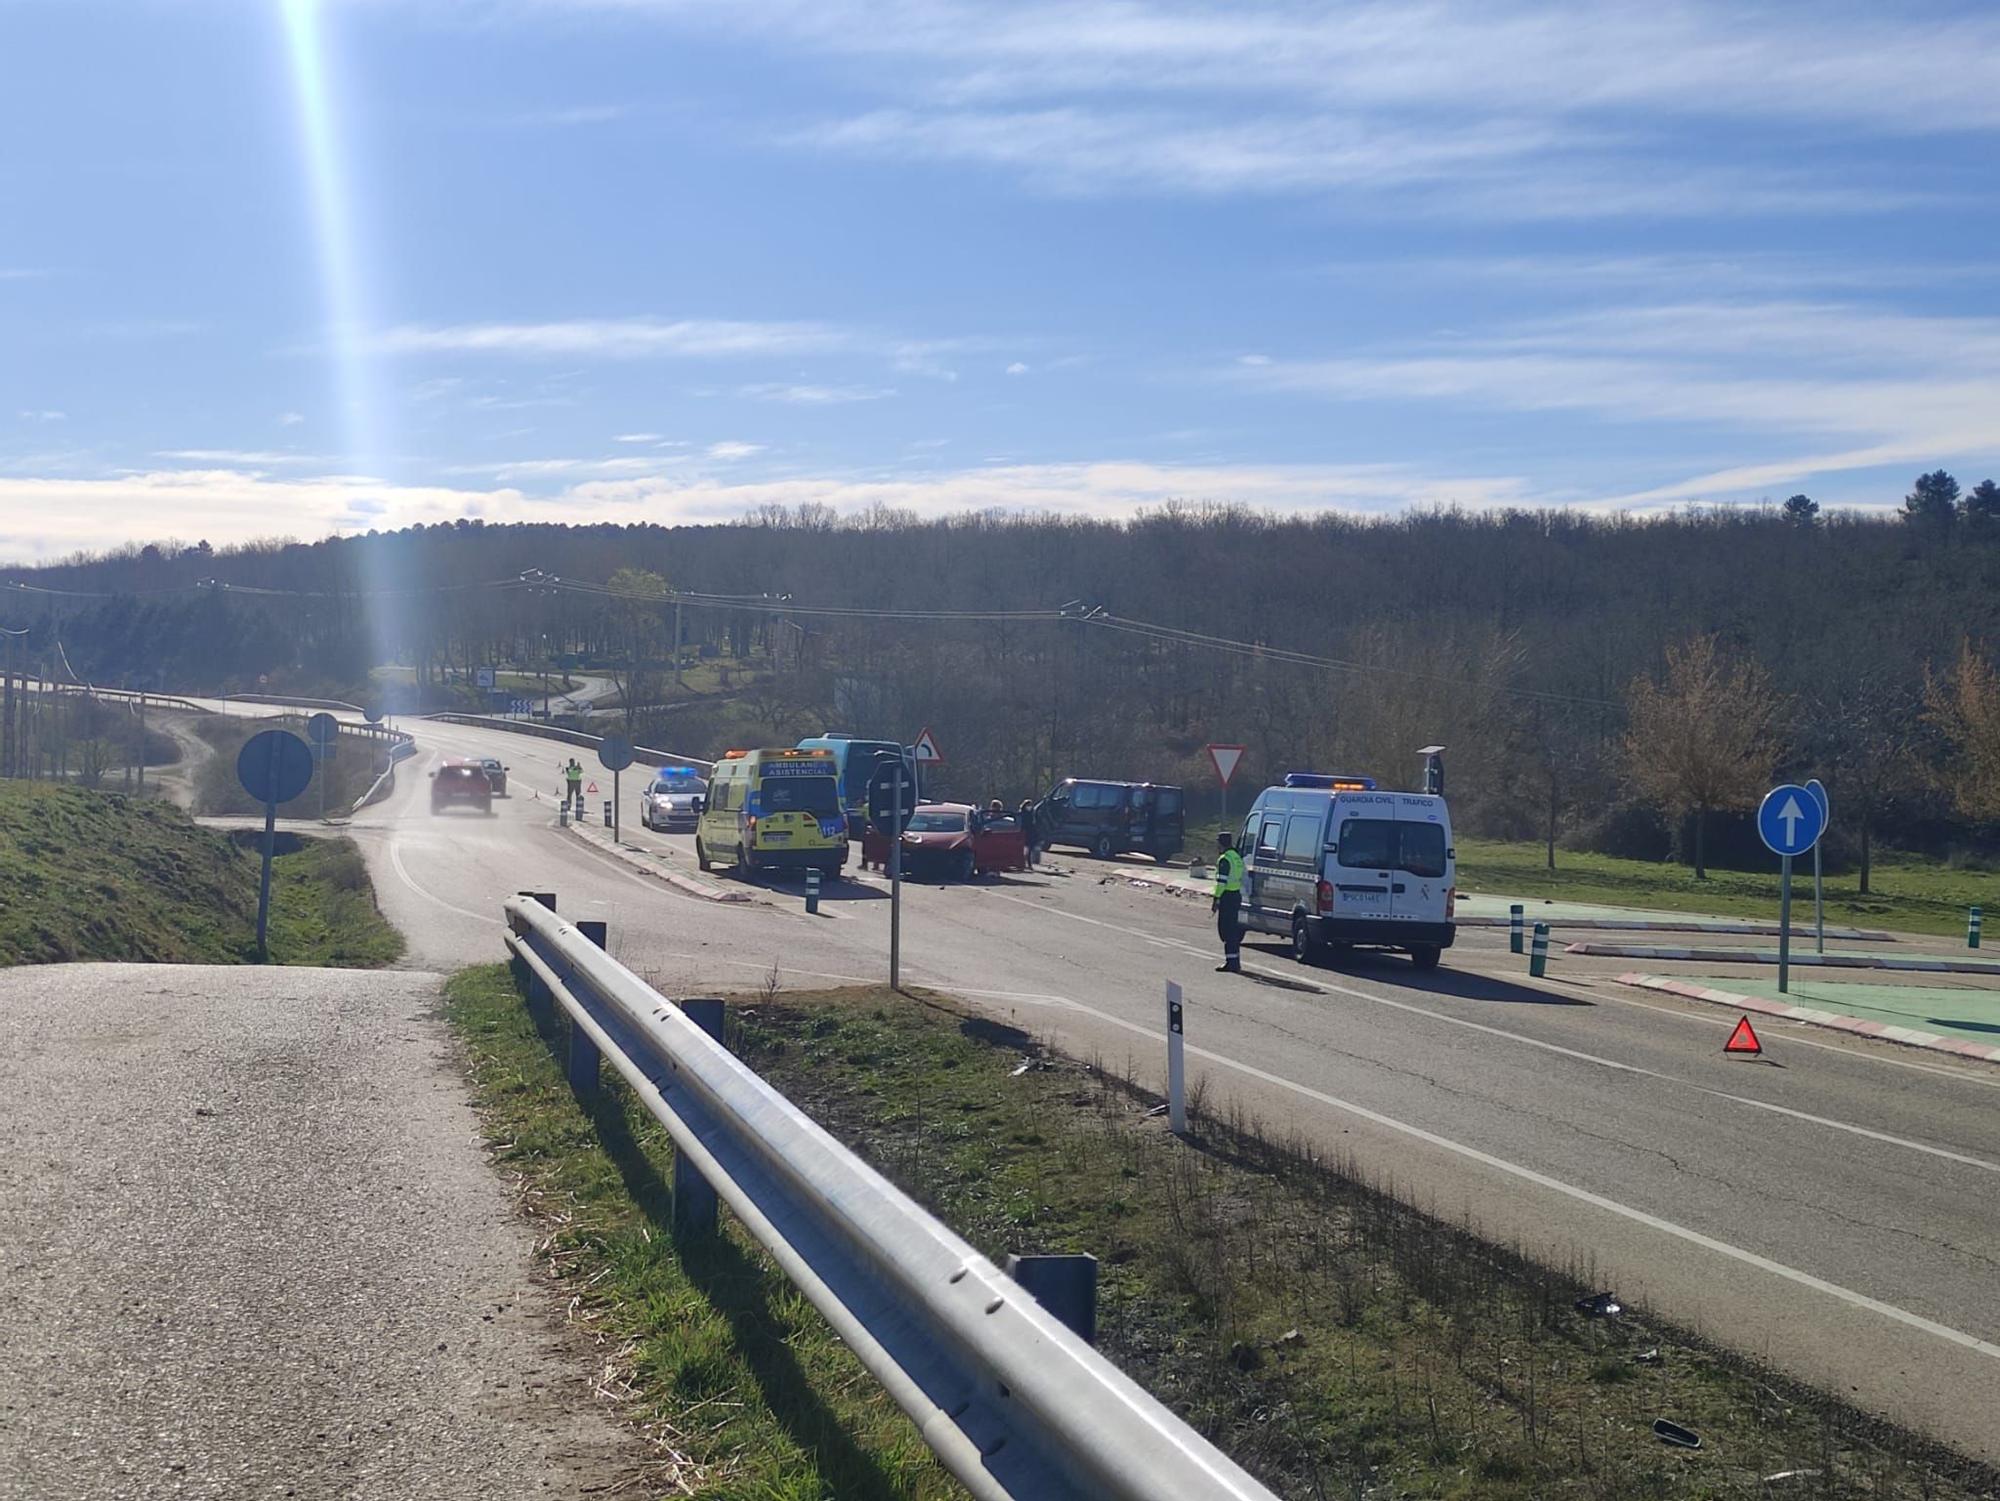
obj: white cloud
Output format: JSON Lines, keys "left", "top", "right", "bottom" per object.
{"left": 372, "top": 318, "right": 844, "bottom": 359}
{"left": 155, "top": 449, "right": 328, "bottom": 466}
{"left": 737, "top": 382, "right": 895, "bottom": 404}
{"left": 17, "top": 410, "right": 65, "bottom": 423}
{"left": 1005, "top": 362, "right": 1030, "bottom": 375}
{"left": 442, "top": 456, "right": 664, "bottom": 480}
{"left": 277, "top": 411, "right": 306, "bottom": 427}
{"left": 707, "top": 441, "right": 765, "bottom": 460}
{"left": 516, "top": 103, "right": 628, "bottom": 127}
{"left": 613, "top": 432, "right": 665, "bottom": 443}
{"left": 0, "top": 268, "right": 51, "bottom": 282}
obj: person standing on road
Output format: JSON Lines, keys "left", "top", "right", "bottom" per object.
{"left": 563, "top": 757, "right": 583, "bottom": 813}
{"left": 1018, "top": 798, "right": 1039, "bottom": 867}
{"left": 1212, "top": 831, "right": 1245, "bottom": 973}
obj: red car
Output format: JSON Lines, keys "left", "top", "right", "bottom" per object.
{"left": 863, "top": 802, "right": 1027, "bottom": 880}
{"left": 429, "top": 758, "right": 493, "bottom": 815}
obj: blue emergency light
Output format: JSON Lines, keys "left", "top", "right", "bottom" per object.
{"left": 1283, "top": 772, "right": 1377, "bottom": 790}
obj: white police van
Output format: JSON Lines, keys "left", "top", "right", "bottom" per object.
{"left": 1237, "top": 772, "right": 1455, "bottom": 970}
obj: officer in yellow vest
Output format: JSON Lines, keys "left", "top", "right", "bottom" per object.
{"left": 1212, "top": 830, "right": 1245, "bottom": 973}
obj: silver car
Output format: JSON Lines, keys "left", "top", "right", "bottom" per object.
{"left": 640, "top": 774, "right": 708, "bottom": 831}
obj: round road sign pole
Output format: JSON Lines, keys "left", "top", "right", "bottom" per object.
{"left": 1779, "top": 854, "right": 1793, "bottom": 995}
{"left": 889, "top": 762, "right": 905, "bottom": 992}
{"left": 256, "top": 733, "right": 280, "bottom": 962}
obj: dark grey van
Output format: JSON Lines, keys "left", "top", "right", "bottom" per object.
{"left": 1035, "top": 779, "right": 1184, "bottom": 860}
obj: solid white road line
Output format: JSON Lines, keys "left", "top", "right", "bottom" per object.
{"left": 984, "top": 890, "right": 2000, "bottom": 1175}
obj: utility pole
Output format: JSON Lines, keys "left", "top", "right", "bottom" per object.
{"left": 1, "top": 630, "right": 18, "bottom": 779}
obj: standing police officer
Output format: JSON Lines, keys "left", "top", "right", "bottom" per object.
{"left": 1212, "top": 830, "right": 1245, "bottom": 972}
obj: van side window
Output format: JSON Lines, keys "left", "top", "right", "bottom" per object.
{"left": 1157, "top": 787, "right": 1183, "bottom": 815}
{"left": 1336, "top": 818, "right": 1396, "bottom": 869}
{"left": 1282, "top": 814, "right": 1321, "bottom": 862}
{"left": 1256, "top": 819, "right": 1284, "bottom": 857}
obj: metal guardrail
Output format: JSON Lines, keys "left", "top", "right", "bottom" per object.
{"left": 501, "top": 895, "right": 1277, "bottom": 1501}
{"left": 221, "top": 691, "right": 366, "bottom": 712}
{"left": 431, "top": 712, "right": 712, "bottom": 771}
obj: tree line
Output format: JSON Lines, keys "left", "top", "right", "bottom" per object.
{"left": 4, "top": 476, "right": 2000, "bottom": 879}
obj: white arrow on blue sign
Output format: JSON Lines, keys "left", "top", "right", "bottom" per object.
{"left": 1757, "top": 782, "right": 1826, "bottom": 858}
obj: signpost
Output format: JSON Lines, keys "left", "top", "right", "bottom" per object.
{"left": 306, "top": 712, "right": 339, "bottom": 820}
{"left": 1206, "top": 743, "right": 1246, "bottom": 833}
{"left": 1757, "top": 782, "right": 1827, "bottom": 995}
{"left": 869, "top": 755, "right": 918, "bottom": 990}
{"left": 236, "top": 729, "right": 315, "bottom": 961}
{"left": 475, "top": 666, "right": 496, "bottom": 690}
{"left": 1804, "top": 778, "right": 1830, "bottom": 954}
{"left": 598, "top": 734, "right": 634, "bottom": 844}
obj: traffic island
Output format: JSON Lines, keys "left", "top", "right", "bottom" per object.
{"left": 1571, "top": 942, "right": 2000, "bottom": 975}
{"left": 1616, "top": 973, "right": 2000, "bottom": 1063}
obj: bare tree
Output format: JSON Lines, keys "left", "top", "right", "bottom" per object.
{"left": 603, "top": 568, "right": 669, "bottom": 732}
{"left": 1802, "top": 677, "right": 1923, "bottom": 894}
{"left": 1625, "top": 634, "right": 1783, "bottom": 878}
{"left": 1924, "top": 640, "right": 2000, "bottom": 821}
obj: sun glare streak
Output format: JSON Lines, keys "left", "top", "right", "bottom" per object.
{"left": 281, "top": 0, "right": 403, "bottom": 668}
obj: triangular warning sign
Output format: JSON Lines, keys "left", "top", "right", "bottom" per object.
{"left": 1725, "top": 1015, "right": 1762, "bottom": 1056}
{"left": 586, "top": 781, "right": 599, "bottom": 794}
{"left": 1207, "top": 743, "right": 1247, "bottom": 786}
{"left": 912, "top": 727, "right": 944, "bottom": 765}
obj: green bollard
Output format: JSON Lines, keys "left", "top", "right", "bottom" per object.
{"left": 1529, "top": 921, "right": 1550, "bottom": 979}
{"left": 1971, "top": 906, "right": 1983, "bottom": 950}
{"left": 1509, "top": 903, "right": 1525, "bottom": 954}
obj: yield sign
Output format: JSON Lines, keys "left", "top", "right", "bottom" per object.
{"left": 912, "top": 727, "right": 945, "bottom": 765}
{"left": 1725, "top": 1015, "right": 1763, "bottom": 1056}
{"left": 1207, "top": 743, "right": 1247, "bottom": 786}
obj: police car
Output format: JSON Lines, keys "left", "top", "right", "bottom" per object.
{"left": 1236, "top": 773, "right": 1455, "bottom": 970}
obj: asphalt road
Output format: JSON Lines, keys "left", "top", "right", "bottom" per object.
{"left": 194, "top": 709, "right": 2000, "bottom": 1462}
{"left": 0, "top": 963, "right": 642, "bottom": 1500}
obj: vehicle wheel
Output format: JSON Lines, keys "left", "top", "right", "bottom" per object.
{"left": 1410, "top": 944, "right": 1442, "bottom": 971}
{"left": 695, "top": 838, "right": 711, "bottom": 872}
{"left": 956, "top": 849, "right": 976, "bottom": 882}
{"left": 1291, "top": 915, "right": 1318, "bottom": 965}
{"left": 1093, "top": 834, "right": 1114, "bottom": 859}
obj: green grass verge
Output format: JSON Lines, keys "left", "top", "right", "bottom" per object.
{"left": 440, "top": 965, "right": 962, "bottom": 1501}
{"left": 730, "top": 989, "right": 1992, "bottom": 1501}
{"left": 1456, "top": 839, "right": 1998, "bottom": 939}
{"left": 191, "top": 712, "right": 387, "bottom": 818}
{"left": 0, "top": 780, "right": 403, "bottom": 966}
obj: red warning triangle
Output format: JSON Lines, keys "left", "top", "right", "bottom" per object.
{"left": 586, "top": 781, "right": 599, "bottom": 794}
{"left": 1724, "top": 1015, "right": 1763, "bottom": 1056}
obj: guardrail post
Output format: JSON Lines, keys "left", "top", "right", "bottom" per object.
{"left": 1509, "top": 903, "right": 1524, "bottom": 954}
{"left": 1529, "top": 921, "right": 1550, "bottom": 979}
{"left": 1004, "top": 1253, "right": 1099, "bottom": 1345}
{"left": 1971, "top": 906, "right": 1983, "bottom": 950}
{"left": 569, "top": 920, "right": 607, "bottom": 1095}
{"left": 674, "top": 997, "right": 726, "bottom": 1238}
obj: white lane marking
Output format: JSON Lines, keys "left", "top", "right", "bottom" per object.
{"left": 985, "top": 891, "right": 2000, "bottom": 1175}
{"left": 387, "top": 836, "right": 504, "bottom": 927}
{"left": 936, "top": 963, "right": 2000, "bottom": 1362}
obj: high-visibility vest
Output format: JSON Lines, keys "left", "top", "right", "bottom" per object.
{"left": 1213, "top": 847, "right": 1245, "bottom": 896}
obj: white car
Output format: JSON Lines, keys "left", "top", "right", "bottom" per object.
{"left": 640, "top": 773, "right": 708, "bottom": 831}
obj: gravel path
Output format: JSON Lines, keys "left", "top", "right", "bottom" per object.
{"left": 0, "top": 964, "right": 644, "bottom": 1500}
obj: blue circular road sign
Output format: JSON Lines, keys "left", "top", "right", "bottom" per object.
{"left": 237, "top": 729, "right": 315, "bottom": 806}
{"left": 306, "top": 712, "right": 340, "bottom": 746}
{"left": 1757, "top": 783, "right": 1826, "bottom": 858}
{"left": 597, "top": 735, "right": 634, "bottom": 772}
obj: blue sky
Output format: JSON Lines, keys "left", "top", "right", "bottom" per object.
{"left": 3, "top": 0, "right": 1997, "bottom": 560}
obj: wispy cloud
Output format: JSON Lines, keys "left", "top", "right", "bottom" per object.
{"left": 613, "top": 432, "right": 665, "bottom": 443}
{"left": 155, "top": 449, "right": 328, "bottom": 466}
{"left": 1005, "top": 362, "right": 1030, "bottom": 376}
{"left": 515, "top": 103, "right": 629, "bottom": 127}
{"left": 707, "top": 440, "right": 765, "bottom": 460}
{"left": 0, "top": 268, "right": 52, "bottom": 282}
{"left": 441, "top": 456, "right": 664, "bottom": 480}
{"left": 276, "top": 411, "right": 306, "bottom": 427}
{"left": 738, "top": 382, "right": 894, "bottom": 404}
{"left": 371, "top": 317, "right": 844, "bottom": 359}
{"left": 17, "top": 410, "right": 66, "bottom": 423}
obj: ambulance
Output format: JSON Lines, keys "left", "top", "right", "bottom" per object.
{"left": 1236, "top": 772, "right": 1455, "bottom": 970}
{"left": 695, "top": 747, "right": 849, "bottom": 879}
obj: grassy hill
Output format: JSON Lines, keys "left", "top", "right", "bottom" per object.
{"left": 0, "top": 781, "right": 403, "bottom": 967}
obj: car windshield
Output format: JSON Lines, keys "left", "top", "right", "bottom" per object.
{"left": 760, "top": 776, "right": 839, "bottom": 815}
{"left": 906, "top": 810, "right": 966, "bottom": 833}
{"left": 653, "top": 778, "right": 707, "bottom": 796}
